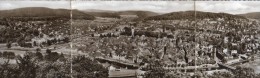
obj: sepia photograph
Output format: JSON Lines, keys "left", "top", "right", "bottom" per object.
{"left": 0, "top": 1, "right": 72, "bottom": 78}
{"left": 0, "top": 0, "right": 260, "bottom": 78}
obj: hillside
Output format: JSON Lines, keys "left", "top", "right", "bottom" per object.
{"left": 0, "top": 7, "right": 95, "bottom": 20}
{"left": 84, "top": 9, "right": 115, "bottom": 13}
{"left": 238, "top": 12, "right": 260, "bottom": 20}
{"left": 145, "top": 11, "right": 246, "bottom": 20}
{"left": 118, "top": 10, "right": 159, "bottom": 21}
{"left": 117, "top": 10, "right": 159, "bottom": 17}
{"left": 82, "top": 9, "right": 159, "bottom": 20}
{"left": 84, "top": 12, "right": 121, "bottom": 18}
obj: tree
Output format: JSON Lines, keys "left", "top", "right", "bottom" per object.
{"left": 0, "top": 59, "right": 20, "bottom": 78}
{"left": 63, "top": 37, "right": 70, "bottom": 43}
{"left": 33, "top": 30, "right": 39, "bottom": 36}
{"left": 36, "top": 48, "right": 41, "bottom": 53}
{"left": 0, "top": 52, "right": 2, "bottom": 57}
{"left": 144, "top": 61, "right": 166, "bottom": 78}
{"left": 6, "top": 42, "right": 12, "bottom": 48}
{"left": 47, "top": 40, "right": 52, "bottom": 46}
{"left": 72, "top": 56, "right": 108, "bottom": 78}
{"left": 208, "top": 71, "right": 233, "bottom": 78}
{"left": 59, "top": 53, "right": 66, "bottom": 62}
{"left": 2, "top": 51, "right": 15, "bottom": 59}
{"left": 234, "top": 66, "right": 256, "bottom": 78}
{"left": 46, "top": 49, "right": 51, "bottom": 54}
{"left": 35, "top": 51, "right": 43, "bottom": 61}
{"left": 45, "top": 51, "right": 59, "bottom": 62}
{"left": 33, "top": 41, "right": 37, "bottom": 46}
{"left": 16, "top": 54, "right": 39, "bottom": 78}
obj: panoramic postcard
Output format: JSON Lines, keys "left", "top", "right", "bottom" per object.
{"left": 0, "top": 0, "right": 260, "bottom": 78}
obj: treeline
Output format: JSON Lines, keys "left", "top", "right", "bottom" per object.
{"left": 0, "top": 15, "right": 94, "bottom": 22}
{"left": 16, "top": 37, "right": 70, "bottom": 48}
{"left": 72, "top": 56, "right": 108, "bottom": 78}
{"left": 145, "top": 11, "right": 247, "bottom": 20}
{"left": 44, "top": 49, "right": 65, "bottom": 61}
{"left": 0, "top": 49, "right": 65, "bottom": 62}
{"left": 142, "top": 60, "right": 260, "bottom": 78}
{"left": 0, "top": 7, "right": 95, "bottom": 20}
{"left": 86, "top": 12, "right": 121, "bottom": 18}
{"left": 0, "top": 50, "right": 108, "bottom": 78}
{"left": 238, "top": 12, "right": 260, "bottom": 20}
{"left": 117, "top": 11, "right": 158, "bottom": 17}
{"left": 99, "top": 33, "right": 119, "bottom": 38}
{"left": 84, "top": 10, "right": 159, "bottom": 20}
{"left": 0, "top": 51, "right": 67, "bottom": 78}
{"left": 1, "top": 17, "right": 70, "bottom": 22}
{"left": 0, "top": 51, "right": 16, "bottom": 59}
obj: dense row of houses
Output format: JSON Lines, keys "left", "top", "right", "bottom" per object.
{"left": 90, "top": 18, "right": 259, "bottom": 68}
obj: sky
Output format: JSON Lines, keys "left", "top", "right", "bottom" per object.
{"left": 72, "top": 1, "right": 195, "bottom": 13}
{"left": 196, "top": 1, "right": 260, "bottom": 14}
{"left": 0, "top": 1, "right": 70, "bottom": 10}
{"left": 0, "top": 1, "right": 260, "bottom": 14}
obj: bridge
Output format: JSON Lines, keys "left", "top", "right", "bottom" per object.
{"left": 95, "top": 57, "right": 139, "bottom": 69}
{"left": 217, "top": 63, "right": 236, "bottom": 71}
{"left": 217, "top": 59, "right": 251, "bottom": 71}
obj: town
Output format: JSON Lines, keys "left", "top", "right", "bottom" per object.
{"left": 0, "top": 2, "right": 260, "bottom": 78}
{"left": 72, "top": 11, "right": 260, "bottom": 78}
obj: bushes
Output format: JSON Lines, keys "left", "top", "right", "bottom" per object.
{"left": 207, "top": 66, "right": 259, "bottom": 78}
{"left": 35, "top": 51, "right": 43, "bottom": 61}
{"left": 0, "top": 51, "right": 107, "bottom": 78}
{"left": 45, "top": 37, "right": 70, "bottom": 46}
{"left": 0, "top": 53, "right": 70, "bottom": 78}
{"left": 6, "top": 43, "right": 12, "bottom": 48}
{"left": 16, "top": 54, "right": 39, "bottom": 78}
{"left": 233, "top": 66, "right": 256, "bottom": 78}
{"left": 72, "top": 56, "right": 108, "bottom": 78}
{"left": 45, "top": 49, "right": 61, "bottom": 62}
{"left": 1, "top": 51, "right": 16, "bottom": 59}
{"left": 63, "top": 37, "right": 70, "bottom": 43}
{"left": 0, "top": 54, "right": 39, "bottom": 78}
{"left": 19, "top": 42, "right": 33, "bottom": 48}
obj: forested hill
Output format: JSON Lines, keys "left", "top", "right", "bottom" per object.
{"left": 0, "top": 7, "right": 95, "bottom": 20}
{"left": 238, "top": 12, "right": 260, "bottom": 20}
{"left": 118, "top": 10, "right": 159, "bottom": 21}
{"left": 83, "top": 10, "right": 159, "bottom": 19}
{"left": 83, "top": 12, "right": 121, "bottom": 18}
{"left": 117, "top": 10, "right": 159, "bottom": 17}
{"left": 145, "top": 11, "right": 247, "bottom": 20}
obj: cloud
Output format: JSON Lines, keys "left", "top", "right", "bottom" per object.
{"left": 72, "top": 1, "right": 195, "bottom": 13}
{"left": 0, "top": 1, "right": 70, "bottom": 10}
{"left": 196, "top": 1, "right": 260, "bottom": 14}
{"left": 0, "top": 1, "right": 259, "bottom": 14}
{"left": 0, "top": 2, "right": 17, "bottom": 10}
